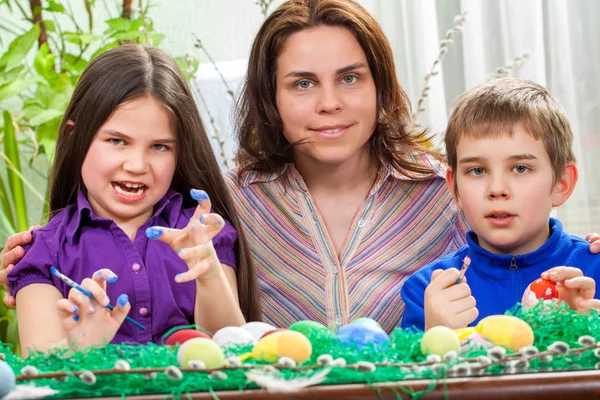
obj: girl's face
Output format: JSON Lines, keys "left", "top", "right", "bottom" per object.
{"left": 275, "top": 25, "right": 377, "bottom": 167}
{"left": 81, "top": 96, "right": 177, "bottom": 228}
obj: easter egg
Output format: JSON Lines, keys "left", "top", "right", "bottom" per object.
{"left": 177, "top": 338, "right": 225, "bottom": 369}
{"left": 0, "top": 360, "right": 15, "bottom": 399}
{"left": 241, "top": 321, "right": 277, "bottom": 341}
{"left": 336, "top": 322, "right": 389, "bottom": 349}
{"left": 350, "top": 318, "right": 382, "bottom": 330}
{"left": 289, "top": 320, "right": 331, "bottom": 339}
{"left": 421, "top": 326, "right": 461, "bottom": 356}
{"left": 476, "top": 315, "right": 534, "bottom": 351}
{"left": 522, "top": 278, "right": 558, "bottom": 308}
{"left": 260, "top": 328, "right": 285, "bottom": 339}
{"left": 212, "top": 326, "right": 255, "bottom": 347}
{"left": 252, "top": 330, "right": 312, "bottom": 363}
{"left": 164, "top": 329, "right": 211, "bottom": 346}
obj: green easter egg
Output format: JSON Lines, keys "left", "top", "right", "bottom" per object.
{"left": 178, "top": 337, "right": 225, "bottom": 368}
{"left": 351, "top": 317, "right": 382, "bottom": 329}
{"left": 289, "top": 320, "right": 331, "bottom": 338}
{"left": 420, "top": 326, "right": 461, "bottom": 357}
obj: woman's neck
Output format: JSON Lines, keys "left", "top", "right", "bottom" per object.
{"left": 294, "top": 147, "right": 379, "bottom": 196}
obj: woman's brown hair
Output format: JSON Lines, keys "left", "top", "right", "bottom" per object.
{"left": 236, "top": 0, "right": 438, "bottom": 177}
{"left": 50, "top": 44, "right": 261, "bottom": 321}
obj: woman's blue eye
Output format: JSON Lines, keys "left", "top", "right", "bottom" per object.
{"left": 296, "top": 80, "right": 312, "bottom": 89}
{"left": 342, "top": 75, "right": 357, "bottom": 84}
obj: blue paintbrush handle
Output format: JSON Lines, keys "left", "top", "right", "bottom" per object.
{"left": 50, "top": 266, "right": 145, "bottom": 330}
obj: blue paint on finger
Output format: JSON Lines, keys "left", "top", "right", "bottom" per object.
{"left": 72, "top": 305, "right": 78, "bottom": 313}
{"left": 199, "top": 215, "right": 204, "bottom": 224}
{"left": 73, "top": 314, "right": 80, "bottom": 322}
{"left": 117, "top": 294, "right": 129, "bottom": 307}
{"left": 190, "top": 189, "right": 210, "bottom": 201}
{"left": 95, "top": 270, "right": 118, "bottom": 283}
{"left": 145, "top": 227, "right": 163, "bottom": 239}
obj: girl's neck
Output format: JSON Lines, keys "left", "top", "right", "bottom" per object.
{"left": 294, "top": 147, "right": 379, "bottom": 196}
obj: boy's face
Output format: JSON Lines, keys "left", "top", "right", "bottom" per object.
{"left": 449, "top": 123, "right": 569, "bottom": 255}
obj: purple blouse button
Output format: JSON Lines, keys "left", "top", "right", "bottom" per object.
{"left": 131, "top": 263, "right": 141, "bottom": 272}
{"left": 138, "top": 307, "right": 149, "bottom": 317}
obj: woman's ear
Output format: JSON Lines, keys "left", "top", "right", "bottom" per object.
{"left": 552, "top": 163, "right": 578, "bottom": 207}
{"left": 65, "top": 120, "right": 75, "bottom": 135}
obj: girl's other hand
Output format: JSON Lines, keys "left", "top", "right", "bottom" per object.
{"left": 56, "top": 268, "right": 130, "bottom": 349}
{"left": 145, "top": 189, "right": 225, "bottom": 283}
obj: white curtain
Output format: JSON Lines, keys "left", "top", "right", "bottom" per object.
{"left": 192, "top": 0, "right": 600, "bottom": 238}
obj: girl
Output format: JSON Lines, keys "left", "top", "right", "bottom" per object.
{"left": 7, "top": 45, "right": 261, "bottom": 356}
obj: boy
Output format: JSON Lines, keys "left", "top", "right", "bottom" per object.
{"left": 401, "top": 77, "right": 600, "bottom": 331}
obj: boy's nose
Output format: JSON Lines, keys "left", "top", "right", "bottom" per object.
{"left": 487, "top": 175, "right": 510, "bottom": 199}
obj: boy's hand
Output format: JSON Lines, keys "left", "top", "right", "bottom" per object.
{"left": 542, "top": 266, "right": 599, "bottom": 312}
{"left": 56, "top": 269, "right": 130, "bottom": 349}
{"left": 146, "top": 189, "right": 225, "bottom": 283}
{"left": 424, "top": 268, "right": 478, "bottom": 330}
{"left": 586, "top": 233, "right": 600, "bottom": 254}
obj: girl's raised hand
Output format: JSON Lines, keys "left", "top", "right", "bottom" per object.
{"left": 56, "top": 269, "right": 130, "bottom": 349}
{"left": 145, "top": 189, "right": 225, "bottom": 283}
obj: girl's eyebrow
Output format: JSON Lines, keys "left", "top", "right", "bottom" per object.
{"left": 283, "top": 62, "right": 368, "bottom": 79}
{"left": 101, "top": 129, "right": 176, "bottom": 144}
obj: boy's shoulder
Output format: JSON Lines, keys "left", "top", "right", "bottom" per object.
{"left": 558, "top": 229, "right": 600, "bottom": 266}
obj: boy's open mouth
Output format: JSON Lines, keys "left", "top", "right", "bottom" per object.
{"left": 112, "top": 182, "right": 147, "bottom": 197}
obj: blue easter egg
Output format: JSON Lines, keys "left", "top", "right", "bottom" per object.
{"left": 336, "top": 322, "right": 389, "bottom": 348}
{"left": 0, "top": 360, "right": 16, "bottom": 399}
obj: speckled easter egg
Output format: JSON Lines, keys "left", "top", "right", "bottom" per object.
{"left": 241, "top": 321, "right": 277, "bottom": 342}
{"left": 421, "top": 326, "right": 461, "bottom": 356}
{"left": 336, "top": 322, "right": 389, "bottom": 348}
{"left": 212, "top": 326, "right": 255, "bottom": 347}
{"left": 522, "top": 278, "right": 559, "bottom": 308}
{"left": 476, "top": 315, "right": 534, "bottom": 351}
{"left": 177, "top": 338, "right": 225, "bottom": 369}
{"left": 0, "top": 360, "right": 15, "bottom": 399}
{"left": 164, "top": 329, "right": 211, "bottom": 346}
{"left": 252, "top": 330, "right": 312, "bottom": 363}
{"left": 289, "top": 320, "right": 332, "bottom": 340}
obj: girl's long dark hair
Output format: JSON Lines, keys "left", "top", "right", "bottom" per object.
{"left": 50, "top": 44, "right": 261, "bottom": 321}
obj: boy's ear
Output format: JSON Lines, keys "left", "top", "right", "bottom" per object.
{"left": 445, "top": 168, "right": 462, "bottom": 209}
{"left": 552, "top": 163, "right": 578, "bottom": 207}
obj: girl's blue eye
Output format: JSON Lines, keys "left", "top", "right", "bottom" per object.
{"left": 152, "top": 144, "right": 168, "bottom": 152}
{"left": 342, "top": 75, "right": 357, "bottom": 84}
{"left": 109, "top": 138, "right": 125, "bottom": 146}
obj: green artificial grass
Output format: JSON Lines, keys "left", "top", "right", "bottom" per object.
{"left": 2, "top": 302, "right": 600, "bottom": 399}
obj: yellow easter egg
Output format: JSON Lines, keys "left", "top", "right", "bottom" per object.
{"left": 476, "top": 315, "right": 534, "bottom": 351}
{"left": 252, "top": 330, "right": 312, "bottom": 363}
{"left": 178, "top": 337, "right": 225, "bottom": 368}
{"left": 421, "top": 326, "right": 461, "bottom": 356}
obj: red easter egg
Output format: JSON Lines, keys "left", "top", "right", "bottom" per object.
{"left": 529, "top": 278, "right": 558, "bottom": 300}
{"left": 165, "top": 329, "right": 211, "bottom": 346}
{"left": 260, "top": 328, "right": 283, "bottom": 339}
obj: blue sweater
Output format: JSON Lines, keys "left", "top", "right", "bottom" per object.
{"left": 401, "top": 218, "right": 600, "bottom": 331}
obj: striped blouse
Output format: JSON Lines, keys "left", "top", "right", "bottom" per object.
{"left": 224, "top": 156, "right": 469, "bottom": 333}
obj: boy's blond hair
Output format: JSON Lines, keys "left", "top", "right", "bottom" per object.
{"left": 445, "top": 77, "right": 575, "bottom": 192}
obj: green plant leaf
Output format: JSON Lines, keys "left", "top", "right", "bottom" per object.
{"left": 33, "top": 43, "right": 58, "bottom": 84}
{"left": 43, "top": 20, "right": 56, "bottom": 32}
{"left": 0, "top": 23, "right": 40, "bottom": 71}
{"left": 2, "top": 111, "right": 28, "bottom": 232}
{"left": 105, "top": 17, "right": 132, "bottom": 32}
{"left": 46, "top": 0, "right": 65, "bottom": 12}
{"left": 28, "top": 109, "right": 63, "bottom": 126}
{"left": 0, "top": 171, "right": 16, "bottom": 232}
{"left": 111, "top": 31, "right": 144, "bottom": 41}
{"left": 0, "top": 77, "right": 37, "bottom": 102}
{"left": 0, "top": 65, "right": 24, "bottom": 87}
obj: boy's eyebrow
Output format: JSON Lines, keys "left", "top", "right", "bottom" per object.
{"left": 283, "top": 62, "right": 368, "bottom": 78}
{"left": 458, "top": 154, "right": 538, "bottom": 164}
{"left": 101, "top": 129, "right": 176, "bottom": 144}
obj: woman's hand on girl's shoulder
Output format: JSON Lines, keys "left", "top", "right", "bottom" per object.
{"left": 146, "top": 189, "right": 225, "bottom": 283}
{"left": 586, "top": 233, "right": 600, "bottom": 254}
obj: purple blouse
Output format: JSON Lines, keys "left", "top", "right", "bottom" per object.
{"left": 8, "top": 189, "right": 237, "bottom": 344}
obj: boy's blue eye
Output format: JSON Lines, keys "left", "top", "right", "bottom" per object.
{"left": 468, "top": 167, "right": 485, "bottom": 176}
{"left": 513, "top": 165, "right": 530, "bottom": 173}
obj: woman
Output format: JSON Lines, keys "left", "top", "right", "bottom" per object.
{"left": 3, "top": 0, "right": 599, "bottom": 333}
